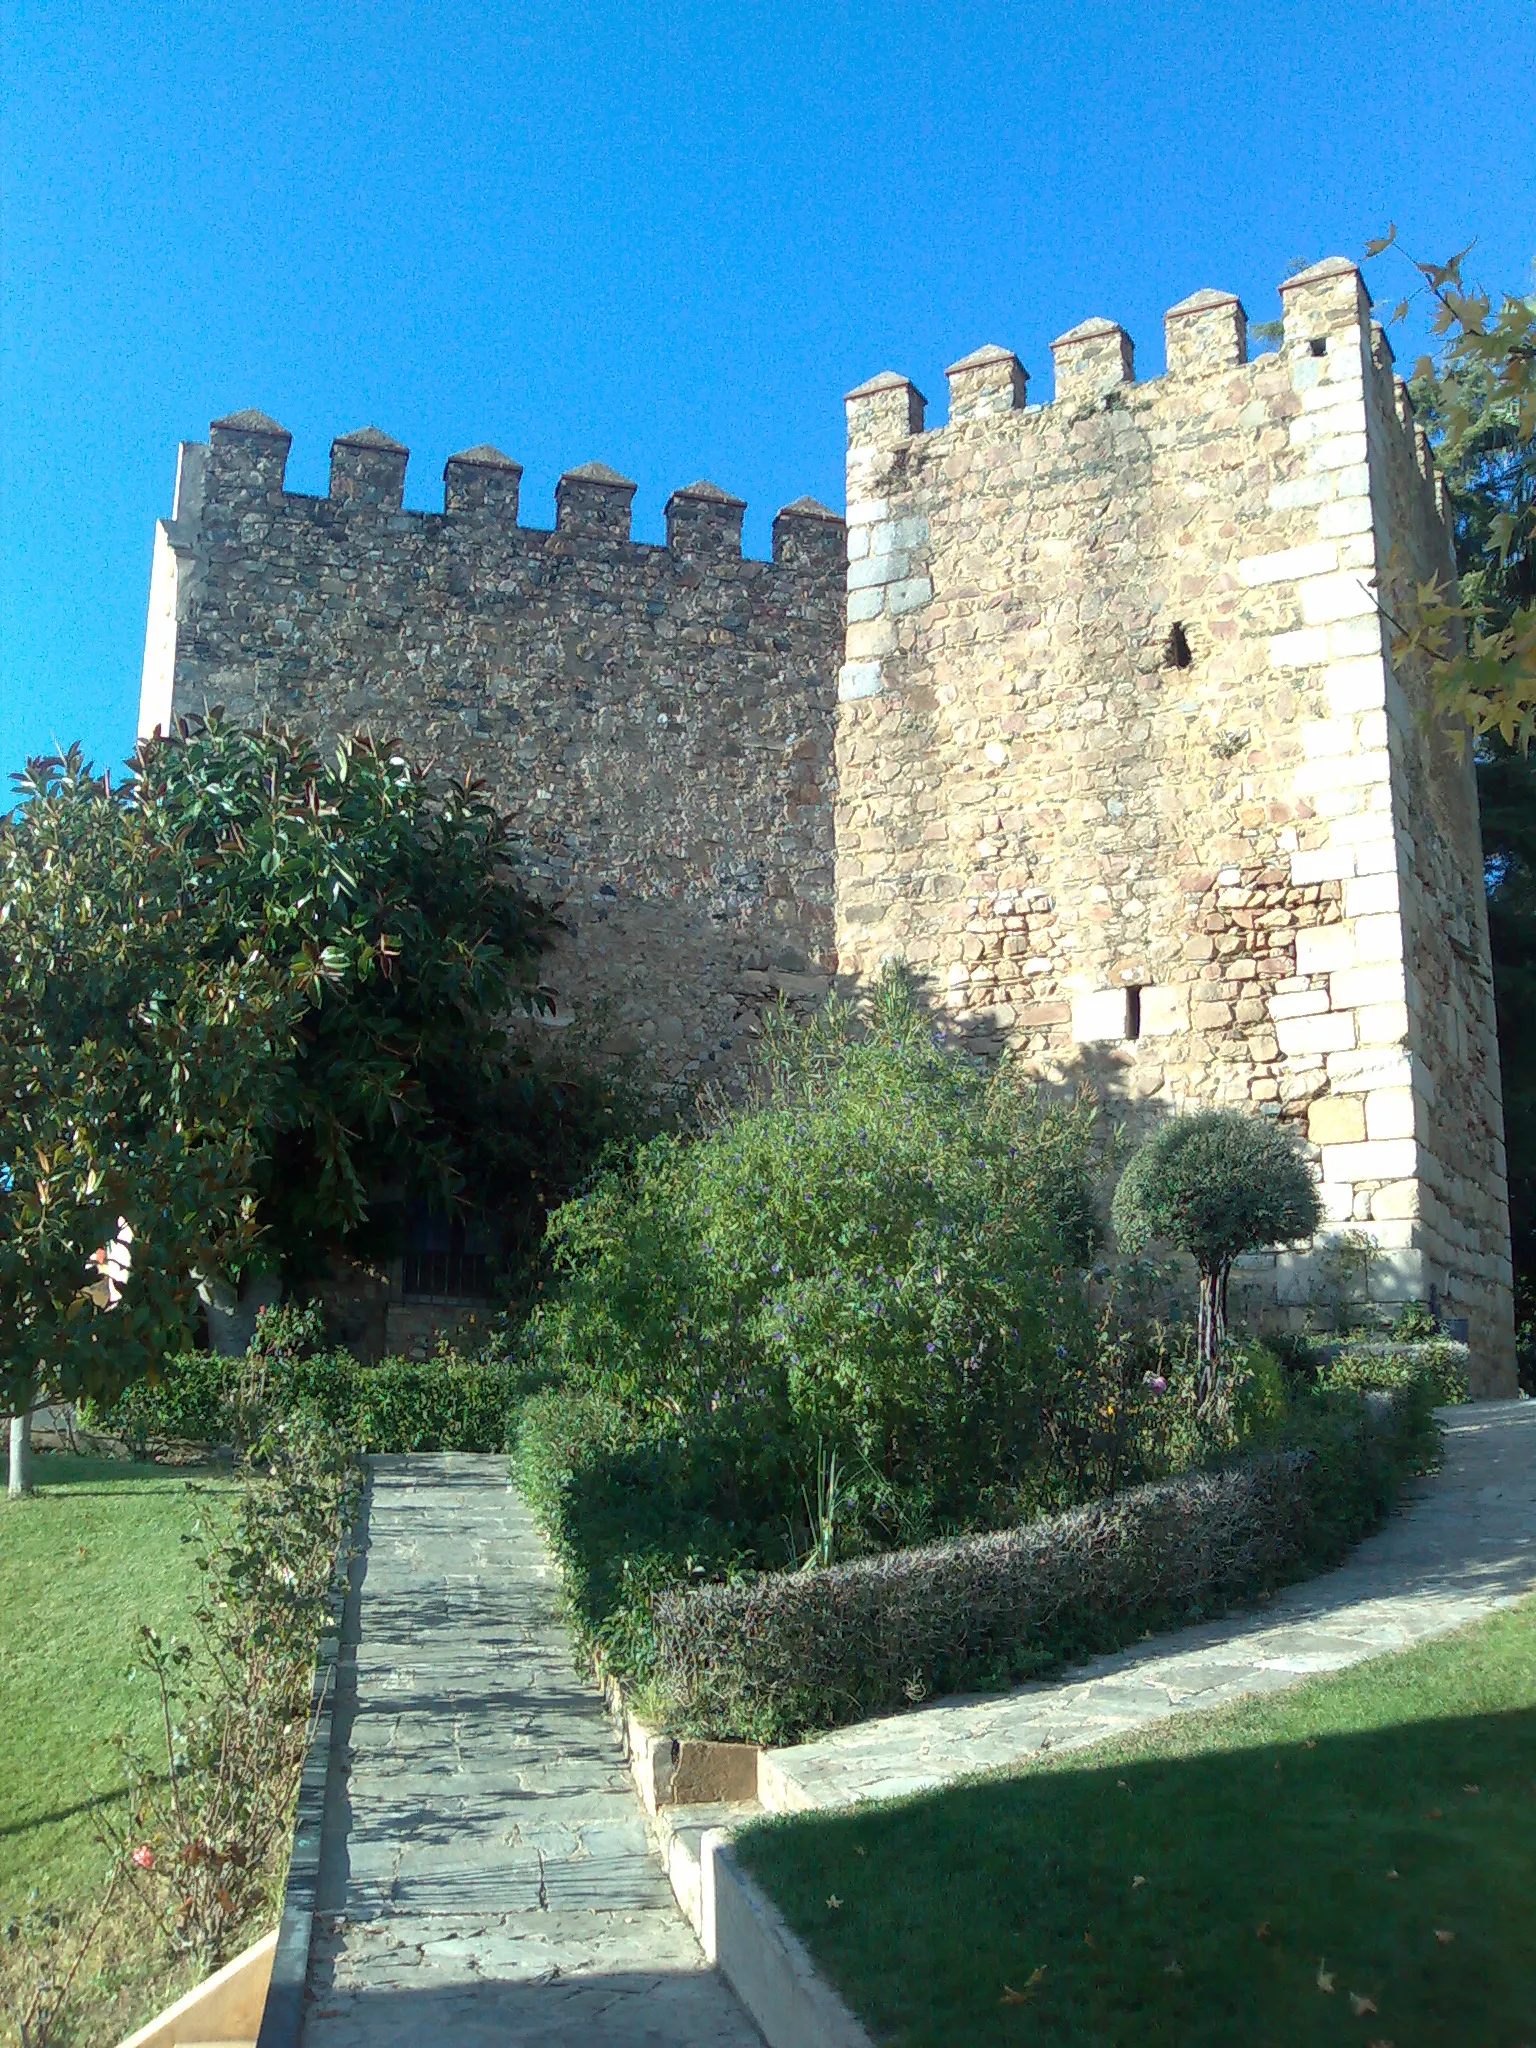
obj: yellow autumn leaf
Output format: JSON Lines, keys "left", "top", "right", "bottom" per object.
{"left": 1350, "top": 1992, "right": 1379, "bottom": 2016}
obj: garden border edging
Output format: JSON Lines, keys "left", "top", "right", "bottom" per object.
{"left": 253, "top": 1467, "right": 366, "bottom": 2048}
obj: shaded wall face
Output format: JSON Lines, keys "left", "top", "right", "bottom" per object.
{"left": 836, "top": 269, "right": 1514, "bottom": 1389}
{"left": 154, "top": 439, "right": 845, "bottom": 1085}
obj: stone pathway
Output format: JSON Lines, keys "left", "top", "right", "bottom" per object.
{"left": 760, "top": 1399, "right": 1536, "bottom": 1814}
{"left": 302, "top": 1454, "right": 761, "bottom": 2047}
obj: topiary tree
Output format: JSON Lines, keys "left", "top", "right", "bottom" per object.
{"left": 1111, "top": 1109, "right": 1322, "bottom": 1408}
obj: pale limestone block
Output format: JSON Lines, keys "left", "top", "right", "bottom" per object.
{"left": 1356, "top": 1001, "right": 1412, "bottom": 1044}
{"left": 1300, "top": 375, "right": 1366, "bottom": 413}
{"left": 846, "top": 617, "right": 896, "bottom": 660}
{"left": 1331, "top": 461, "right": 1372, "bottom": 498}
{"left": 1339, "top": 534, "right": 1377, "bottom": 571}
{"left": 844, "top": 498, "right": 890, "bottom": 527}
{"left": 1320, "top": 1136, "right": 1419, "bottom": 1183}
{"left": 1317, "top": 495, "right": 1375, "bottom": 538}
{"left": 1324, "top": 657, "right": 1388, "bottom": 714}
{"left": 1371, "top": 1179, "right": 1421, "bottom": 1219}
{"left": 1328, "top": 808, "right": 1397, "bottom": 846}
{"left": 1308, "top": 1094, "right": 1366, "bottom": 1144}
{"left": 1239, "top": 542, "right": 1337, "bottom": 586}
{"left": 1270, "top": 626, "right": 1330, "bottom": 669}
{"left": 1300, "top": 571, "right": 1377, "bottom": 626}
{"left": 1268, "top": 474, "right": 1336, "bottom": 510}
{"left": 1357, "top": 709, "right": 1388, "bottom": 750}
{"left": 1294, "top": 923, "right": 1358, "bottom": 974}
{"left": 846, "top": 588, "right": 884, "bottom": 622}
{"left": 1138, "top": 985, "right": 1189, "bottom": 1036}
{"left": 1326, "top": 1049, "right": 1414, "bottom": 1094}
{"left": 1301, "top": 717, "right": 1358, "bottom": 759}
{"left": 1309, "top": 431, "right": 1371, "bottom": 471}
{"left": 1269, "top": 989, "right": 1331, "bottom": 1020}
{"left": 1366, "top": 1086, "right": 1419, "bottom": 1140}
{"left": 847, "top": 552, "right": 906, "bottom": 591}
{"left": 1276, "top": 1010, "right": 1357, "bottom": 1055}
{"left": 1327, "top": 615, "right": 1384, "bottom": 659}
{"left": 1367, "top": 1248, "right": 1427, "bottom": 1302}
{"left": 983, "top": 740, "right": 1009, "bottom": 767}
{"left": 838, "top": 661, "right": 884, "bottom": 701}
{"left": 1351, "top": 834, "right": 1400, "bottom": 876}
{"left": 871, "top": 515, "right": 929, "bottom": 551}
{"left": 1295, "top": 748, "right": 1391, "bottom": 795}
{"left": 1353, "top": 913, "right": 1405, "bottom": 963}
{"left": 1343, "top": 872, "right": 1399, "bottom": 918}
{"left": 1320, "top": 1180, "right": 1356, "bottom": 1222}
{"left": 886, "top": 576, "right": 933, "bottom": 615}
{"left": 846, "top": 527, "right": 870, "bottom": 561}
{"left": 1329, "top": 963, "right": 1407, "bottom": 1009}
{"left": 1071, "top": 988, "right": 1133, "bottom": 1043}
{"left": 1289, "top": 844, "right": 1356, "bottom": 884}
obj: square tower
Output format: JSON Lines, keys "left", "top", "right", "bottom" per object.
{"left": 834, "top": 259, "right": 1515, "bottom": 1391}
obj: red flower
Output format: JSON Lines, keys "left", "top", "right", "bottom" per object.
{"left": 131, "top": 1844, "right": 155, "bottom": 1870}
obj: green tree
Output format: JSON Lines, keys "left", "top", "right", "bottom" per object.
{"left": 1111, "top": 1111, "right": 1321, "bottom": 1408}
{"left": 129, "top": 715, "right": 595, "bottom": 1286}
{"left": 1, "top": 750, "right": 295, "bottom": 1488}
{"left": 1364, "top": 231, "right": 1534, "bottom": 743}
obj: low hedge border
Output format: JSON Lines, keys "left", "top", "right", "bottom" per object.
{"left": 1314, "top": 1337, "right": 1471, "bottom": 1406}
{"left": 87, "top": 1351, "right": 531, "bottom": 1456}
{"left": 646, "top": 1388, "right": 1433, "bottom": 1744}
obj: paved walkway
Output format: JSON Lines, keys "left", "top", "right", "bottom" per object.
{"left": 760, "top": 1399, "right": 1536, "bottom": 1814}
{"left": 302, "top": 1455, "right": 760, "bottom": 2047}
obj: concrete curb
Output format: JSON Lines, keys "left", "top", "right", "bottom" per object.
{"left": 254, "top": 1468, "right": 367, "bottom": 2048}
{"left": 703, "top": 1832, "right": 876, "bottom": 2048}
{"left": 598, "top": 1661, "right": 761, "bottom": 1811}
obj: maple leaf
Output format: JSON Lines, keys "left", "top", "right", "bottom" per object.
{"left": 1000, "top": 1967, "right": 1046, "bottom": 2004}
{"left": 1317, "top": 1960, "right": 1336, "bottom": 1993}
{"left": 1462, "top": 1784, "right": 1480, "bottom": 1795}
{"left": 1132, "top": 1875, "right": 1146, "bottom": 1889}
{"left": 1434, "top": 1929, "right": 1455, "bottom": 1945}
{"left": 826, "top": 1895, "right": 842, "bottom": 1910}
{"left": 1350, "top": 1992, "right": 1379, "bottom": 2016}
{"left": 1385, "top": 1868, "right": 1400, "bottom": 1881}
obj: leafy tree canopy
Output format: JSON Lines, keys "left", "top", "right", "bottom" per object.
{"left": 0, "top": 748, "right": 295, "bottom": 1415}
{"left": 129, "top": 714, "right": 571, "bottom": 1279}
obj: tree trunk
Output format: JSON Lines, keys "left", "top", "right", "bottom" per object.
{"left": 8, "top": 1410, "right": 33, "bottom": 1498}
{"left": 1195, "top": 1261, "right": 1232, "bottom": 1413}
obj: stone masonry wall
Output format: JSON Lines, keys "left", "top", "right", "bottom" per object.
{"left": 141, "top": 419, "right": 845, "bottom": 1085}
{"left": 833, "top": 260, "right": 1515, "bottom": 1392}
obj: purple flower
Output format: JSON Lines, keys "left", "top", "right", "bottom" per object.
{"left": 1148, "top": 1374, "right": 1168, "bottom": 1395}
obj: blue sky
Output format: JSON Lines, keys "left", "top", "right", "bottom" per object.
{"left": 2, "top": 0, "right": 1533, "bottom": 782}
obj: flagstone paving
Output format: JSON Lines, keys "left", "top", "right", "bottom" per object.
{"left": 301, "top": 1454, "right": 760, "bottom": 2047}
{"left": 759, "top": 1399, "right": 1536, "bottom": 1815}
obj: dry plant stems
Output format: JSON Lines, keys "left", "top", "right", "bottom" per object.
{"left": 9, "top": 1870, "right": 122, "bottom": 2048}
{"left": 102, "top": 1410, "right": 357, "bottom": 1971}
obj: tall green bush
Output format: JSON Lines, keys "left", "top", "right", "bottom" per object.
{"left": 526, "top": 970, "right": 1101, "bottom": 1560}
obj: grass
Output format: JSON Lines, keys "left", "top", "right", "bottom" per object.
{"left": 736, "top": 1599, "right": 1536, "bottom": 2047}
{"left": 0, "top": 1450, "right": 239, "bottom": 2044}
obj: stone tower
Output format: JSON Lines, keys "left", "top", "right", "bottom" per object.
{"left": 833, "top": 258, "right": 1514, "bottom": 1390}
{"left": 141, "top": 257, "right": 1515, "bottom": 1390}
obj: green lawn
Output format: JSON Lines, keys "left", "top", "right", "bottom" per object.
{"left": 736, "top": 1600, "right": 1536, "bottom": 2048}
{"left": 0, "top": 1452, "right": 238, "bottom": 2042}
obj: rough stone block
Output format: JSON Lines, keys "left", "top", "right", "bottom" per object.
{"left": 1308, "top": 1095, "right": 1366, "bottom": 1145}
{"left": 1071, "top": 988, "right": 1133, "bottom": 1043}
{"left": 1320, "top": 1137, "right": 1419, "bottom": 1184}
{"left": 1276, "top": 1011, "right": 1358, "bottom": 1056}
{"left": 1137, "top": 985, "right": 1189, "bottom": 1036}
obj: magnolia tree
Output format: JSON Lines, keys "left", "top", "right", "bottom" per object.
{"left": 1, "top": 750, "right": 295, "bottom": 1494}
{"left": 1111, "top": 1110, "right": 1321, "bottom": 1410}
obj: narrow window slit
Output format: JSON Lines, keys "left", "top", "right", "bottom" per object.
{"left": 1126, "top": 986, "right": 1143, "bottom": 1040}
{"left": 1165, "top": 622, "right": 1193, "bottom": 670}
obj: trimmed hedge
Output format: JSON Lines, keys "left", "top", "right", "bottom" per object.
{"left": 91, "top": 1350, "right": 530, "bottom": 1455}
{"left": 1316, "top": 1337, "right": 1471, "bottom": 1407}
{"left": 645, "top": 1388, "right": 1434, "bottom": 1743}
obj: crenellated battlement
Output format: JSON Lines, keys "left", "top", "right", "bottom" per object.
{"left": 139, "top": 253, "right": 1512, "bottom": 1388}
{"left": 199, "top": 412, "right": 839, "bottom": 567}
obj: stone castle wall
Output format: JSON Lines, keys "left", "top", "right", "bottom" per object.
{"left": 141, "top": 257, "right": 1516, "bottom": 1389}
{"left": 141, "top": 417, "right": 846, "bottom": 1082}
{"left": 833, "top": 258, "right": 1514, "bottom": 1390}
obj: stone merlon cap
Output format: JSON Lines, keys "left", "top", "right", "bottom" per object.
{"left": 945, "top": 343, "right": 1018, "bottom": 373}
{"left": 333, "top": 425, "right": 408, "bottom": 451}
{"left": 446, "top": 444, "right": 521, "bottom": 471}
{"left": 1051, "top": 317, "right": 1122, "bottom": 348}
{"left": 1166, "top": 288, "right": 1243, "bottom": 319}
{"left": 776, "top": 496, "right": 843, "bottom": 522}
{"left": 211, "top": 408, "right": 291, "bottom": 439}
{"left": 845, "top": 370, "right": 928, "bottom": 405}
{"left": 667, "top": 479, "right": 747, "bottom": 509}
{"left": 561, "top": 461, "right": 636, "bottom": 489}
{"left": 1278, "top": 257, "right": 1361, "bottom": 292}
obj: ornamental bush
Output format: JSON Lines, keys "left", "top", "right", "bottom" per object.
{"left": 524, "top": 969, "right": 1103, "bottom": 1564}
{"left": 1112, "top": 1110, "right": 1322, "bottom": 1404}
